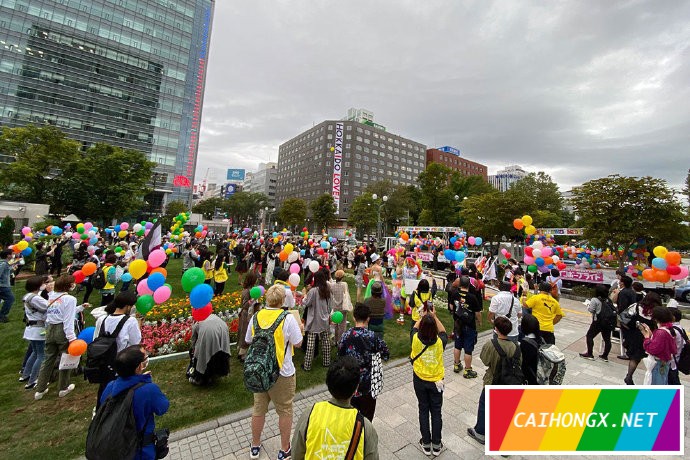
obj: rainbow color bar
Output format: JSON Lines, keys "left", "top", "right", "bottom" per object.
{"left": 486, "top": 386, "right": 684, "bottom": 455}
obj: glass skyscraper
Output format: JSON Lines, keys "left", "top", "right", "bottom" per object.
{"left": 0, "top": 0, "right": 214, "bottom": 211}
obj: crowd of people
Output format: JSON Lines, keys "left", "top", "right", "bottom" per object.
{"left": 0, "top": 227, "right": 686, "bottom": 459}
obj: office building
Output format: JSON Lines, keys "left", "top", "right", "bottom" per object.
{"left": 276, "top": 114, "right": 427, "bottom": 220}
{"left": 426, "top": 146, "right": 488, "bottom": 180}
{"left": 488, "top": 165, "right": 528, "bottom": 191}
{"left": 244, "top": 162, "right": 277, "bottom": 207}
{"left": 0, "top": 0, "right": 215, "bottom": 211}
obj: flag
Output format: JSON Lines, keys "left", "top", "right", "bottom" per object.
{"left": 137, "top": 222, "right": 162, "bottom": 260}
{"left": 483, "top": 257, "right": 497, "bottom": 281}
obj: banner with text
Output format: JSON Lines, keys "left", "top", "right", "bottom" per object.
{"left": 486, "top": 386, "right": 683, "bottom": 456}
{"left": 331, "top": 123, "right": 343, "bottom": 214}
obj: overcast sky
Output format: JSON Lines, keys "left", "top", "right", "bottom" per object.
{"left": 196, "top": 0, "right": 690, "bottom": 193}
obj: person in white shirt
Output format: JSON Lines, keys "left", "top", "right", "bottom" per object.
{"left": 20, "top": 275, "right": 53, "bottom": 389}
{"left": 488, "top": 282, "right": 521, "bottom": 342}
{"left": 34, "top": 274, "right": 89, "bottom": 400}
{"left": 546, "top": 269, "right": 563, "bottom": 299}
{"left": 245, "top": 285, "right": 303, "bottom": 460}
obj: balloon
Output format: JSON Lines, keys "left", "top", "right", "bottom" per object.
{"left": 642, "top": 269, "right": 655, "bottom": 281}
{"left": 527, "top": 265, "right": 538, "bottom": 273}
{"left": 455, "top": 251, "right": 465, "bottom": 262}
{"left": 532, "top": 248, "right": 542, "bottom": 258}
{"left": 309, "top": 260, "right": 320, "bottom": 273}
{"left": 651, "top": 258, "right": 667, "bottom": 270}
{"left": 68, "top": 339, "right": 88, "bottom": 356}
{"left": 190, "top": 283, "right": 214, "bottom": 309}
{"left": 73, "top": 270, "right": 85, "bottom": 284}
{"left": 16, "top": 240, "right": 28, "bottom": 251}
{"left": 468, "top": 236, "right": 476, "bottom": 245}
{"left": 120, "top": 273, "right": 133, "bottom": 283}
{"left": 120, "top": 222, "right": 129, "bottom": 231}
{"left": 147, "top": 249, "right": 167, "bottom": 268}
{"left": 21, "top": 247, "right": 32, "bottom": 257}
{"left": 513, "top": 219, "right": 524, "bottom": 230}
{"left": 667, "top": 265, "right": 681, "bottom": 276}
{"left": 524, "top": 225, "right": 536, "bottom": 235}
{"left": 535, "top": 257, "right": 545, "bottom": 267}
{"left": 287, "top": 251, "right": 299, "bottom": 263}
{"left": 655, "top": 271, "right": 671, "bottom": 283}
{"left": 118, "top": 230, "right": 127, "bottom": 239}
{"left": 670, "top": 265, "right": 688, "bottom": 281}
{"left": 279, "top": 250, "right": 288, "bottom": 262}
{"left": 249, "top": 286, "right": 262, "bottom": 299}
{"left": 192, "top": 304, "right": 213, "bottom": 322}
{"left": 523, "top": 256, "right": 535, "bottom": 265}
{"left": 331, "top": 311, "right": 344, "bottom": 324}
{"left": 151, "top": 267, "right": 167, "bottom": 278}
{"left": 521, "top": 215, "right": 533, "bottom": 226}
{"left": 21, "top": 226, "right": 31, "bottom": 235}
{"left": 665, "top": 251, "right": 681, "bottom": 266}
{"left": 82, "top": 262, "right": 97, "bottom": 276}
{"left": 541, "top": 247, "right": 552, "bottom": 257}
{"left": 532, "top": 241, "right": 543, "bottom": 249}
{"left": 444, "top": 250, "right": 454, "bottom": 261}
{"left": 181, "top": 267, "right": 205, "bottom": 292}
{"left": 289, "top": 263, "right": 300, "bottom": 274}
{"left": 475, "top": 237, "right": 482, "bottom": 246}
{"left": 153, "top": 285, "right": 172, "bottom": 304}
{"left": 288, "top": 273, "right": 300, "bottom": 287}
{"left": 284, "top": 243, "right": 294, "bottom": 253}
{"left": 78, "top": 327, "right": 96, "bottom": 345}
{"left": 129, "top": 260, "right": 148, "bottom": 280}
{"left": 652, "top": 246, "right": 667, "bottom": 258}
{"left": 137, "top": 281, "right": 154, "bottom": 296}
{"left": 146, "top": 272, "right": 166, "bottom": 291}
{"left": 136, "top": 295, "right": 155, "bottom": 314}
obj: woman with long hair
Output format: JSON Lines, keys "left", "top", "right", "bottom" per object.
{"left": 213, "top": 250, "right": 229, "bottom": 296}
{"left": 640, "top": 306, "right": 677, "bottom": 385}
{"left": 237, "top": 271, "right": 259, "bottom": 361}
{"left": 579, "top": 284, "right": 615, "bottom": 361}
{"left": 302, "top": 270, "right": 333, "bottom": 371}
{"left": 621, "top": 292, "right": 661, "bottom": 385}
{"left": 354, "top": 253, "right": 367, "bottom": 302}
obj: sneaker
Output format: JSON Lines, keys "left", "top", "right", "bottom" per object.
{"left": 24, "top": 382, "right": 37, "bottom": 390}
{"left": 34, "top": 389, "right": 48, "bottom": 400}
{"left": 579, "top": 353, "right": 595, "bottom": 360}
{"left": 463, "top": 369, "right": 478, "bottom": 379}
{"left": 598, "top": 355, "right": 609, "bottom": 362}
{"left": 19, "top": 376, "right": 29, "bottom": 382}
{"left": 467, "top": 427, "right": 485, "bottom": 445}
{"left": 432, "top": 442, "right": 444, "bottom": 457}
{"left": 419, "top": 439, "right": 431, "bottom": 456}
{"left": 277, "top": 443, "right": 291, "bottom": 460}
{"left": 58, "top": 384, "right": 75, "bottom": 398}
{"left": 453, "top": 363, "right": 463, "bottom": 373}
{"left": 249, "top": 444, "right": 261, "bottom": 459}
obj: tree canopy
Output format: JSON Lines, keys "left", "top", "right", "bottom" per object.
{"left": 347, "top": 194, "right": 377, "bottom": 238}
{"left": 310, "top": 193, "right": 337, "bottom": 231}
{"left": 278, "top": 198, "right": 307, "bottom": 229}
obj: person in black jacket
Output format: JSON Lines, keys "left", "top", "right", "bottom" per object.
{"left": 519, "top": 314, "right": 541, "bottom": 385}
{"left": 615, "top": 275, "right": 637, "bottom": 360}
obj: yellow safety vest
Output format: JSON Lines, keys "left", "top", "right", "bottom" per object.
{"left": 214, "top": 265, "right": 228, "bottom": 283}
{"left": 411, "top": 291, "right": 432, "bottom": 322}
{"left": 250, "top": 308, "right": 291, "bottom": 368}
{"left": 410, "top": 333, "right": 444, "bottom": 381}
{"left": 103, "top": 265, "right": 116, "bottom": 290}
{"left": 305, "top": 401, "right": 364, "bottom": 460}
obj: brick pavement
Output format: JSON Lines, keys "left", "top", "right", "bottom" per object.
{"left": 167, "top": 297, "right": 690, "bottom": 460}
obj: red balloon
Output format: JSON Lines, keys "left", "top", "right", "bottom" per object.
{"left": 524, "top": 247, "right": 533, "bottom": 256}
{"left": 73, "top": 270, "right": 85, "bottom": 284}
{"left": 454, "top": 241, "right": 461, "bottom": 249}
{"left": 667, "top": 265, "right": 681, "bottom": 276}
{"left": 317, "top": 248, "right": 324, "bottom": 255}
{"left": 192, "top": 304, "right": 213, "bottom": 322}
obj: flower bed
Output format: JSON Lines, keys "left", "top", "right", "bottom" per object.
{"left": 141, "top": 291, "right": 242, "bottom": 357}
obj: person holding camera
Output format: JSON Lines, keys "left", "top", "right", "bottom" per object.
{"left": 449, "top": 276, "right": 483, "bottom": 379}
{"left": 621, "top": 292, "right": 661, "bottom": 385}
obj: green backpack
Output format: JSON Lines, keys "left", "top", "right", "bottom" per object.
{"left": 244, "top": 310, "right": 289, "bottom": 393}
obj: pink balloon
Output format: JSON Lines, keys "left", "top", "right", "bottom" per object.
{"left": 21, "top": 227, "right": 31, "bottom": 235}
{"left": 137, "top": 281, "right": 154, "bottom": 296}
{"left": 468, "top": 236, "right": 476, "bottom": 245}
{"left": 147, "top": 249, "right": 167, "bottom": 268}
{"left": 153, "top": 285, "right": 172, "bottom": 304}
{"left": 523, "top": 256, "right": 535, "bottom": 265}
{"left": 72, "top": 232, "right": 80, "bottom": 239}
{"left": 670, "top": 265, "right": 688, "bottom": 281}
{"left": 84, "top": 222, "right": 93, "bottom": 231}
{"left": 541, "top": 247, "right": 552, "bottom": 257}
{"left": 120, "top": 222, "right": 129, "bottom": 231}
{"left": 289, "top": 263, "right": 300, "bottom": 274}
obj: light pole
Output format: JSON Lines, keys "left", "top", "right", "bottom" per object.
{"left": 372, "top": 194, "right": 388, "bottom": 243}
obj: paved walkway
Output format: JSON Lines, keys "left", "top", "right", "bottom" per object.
{"left": 167, "top": 297, "right": 690, "bottom": 459}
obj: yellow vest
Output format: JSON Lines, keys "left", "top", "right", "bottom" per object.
{"left": 251, "top": 308, "right": 291, "bottom": 368}
{"left": 410, "top": 333, "right": 444, "bottom": 381}
{"left": 203, "top": 260, "right": 214, "bottom": 280}
{"left": 305, "top": 401, "right": 364, "bottom": 460}
{"left": 411, "top": 291, "right": 432, "bottom": 322}
{"left": 103, "top": 265, "right": 116, "bottom": 290}
{"left": 214, "top": 265, "right": 228, "bottom": 283}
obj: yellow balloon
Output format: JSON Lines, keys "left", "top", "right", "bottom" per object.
{"left": 652, "top": 246, "right": 667, "bottom": 258}
{"left": 118, "top": 230, "right": 127, "bottom": 238}
{"left": 16, "top": 240, "right": 29, "bottom": 250}
{"left": 284, "top": 243, "right": 294, "bottom": 253}
{"left": 129, "top": 259, "right": 148, "bottom": 280}
{"left": 525, "top": 225, "right": 536, "bottom": 235}
{"left": 521, "top": 215, "right": 533, "bottom": 226}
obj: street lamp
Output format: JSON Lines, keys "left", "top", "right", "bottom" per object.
{"left": 372, "top": 194, "right": 388, "bottom": 243}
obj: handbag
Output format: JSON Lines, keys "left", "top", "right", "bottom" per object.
{"left": 618, "top": 303, "right": 638, "bottom": 328}
{"left": 342, "top": 285, "right": 353, "bottom": 312}
{"left": 370, "top": 352, "right": 383, "bottom": 398}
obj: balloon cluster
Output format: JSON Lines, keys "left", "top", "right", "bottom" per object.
{"left": 181, "top": 267, "right": 213, "bottom": 321}
{"left": 9, "top": 230, "right": 33, "bottom": 257}
{"left": 162, "top": 242, "right": 179, "bottom": 256}
{"left": 128, "top": 249, "right": 172, "bottom": 314}
{"left": 344, "top": 229, "right": 353, "bottom": 238}
{"left": 299, "top": 227, "right": 310, "bottom": 240}
{"left": 193, "top": 224, "right": 208, "bottom": 239}
{"left": 513, "top": 214, "right": 536, "bottom": 235}
{"left": 642, "top": 247, "right": 687, "bottom": 284}
{"left": 170, "top": 212, "right": 191, "bottom": 241}
{"left": 523, "top": 241, "right": 566, "bottom": 274}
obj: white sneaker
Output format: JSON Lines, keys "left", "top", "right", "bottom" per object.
{"left": 34, "top": 389, "right": 48, "bottom": 400}
{"left": 58, "top": 384, "right": 75, "bottom": 397}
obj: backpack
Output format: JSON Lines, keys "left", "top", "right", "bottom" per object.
{"left": 93, "top": 265, "right": 117, "bottom": 290}
{"left": 491, "top": 338, "right": 524, "bottom": 385}
{"left": 672, "top": 326, "right": 690, "bottom": 375}
{"left": 523, "top": 338, "right": 566, "bottom": 385}
{"left": 452, "top": 292, "right": 473, "bottom": 326}
{"left": 597, "top": 297, "right": 617, "bottom": 331}
{"left": 85, "top": 382, "right": 147, "bottom": 460}
{"left": 84, "top": 315, "right": 130, "bottom": 384}
{"left": 244, "top": 310, "right": 289, "bottom": 393}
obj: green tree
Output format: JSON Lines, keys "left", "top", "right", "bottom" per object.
{"left": 227, "top": 192, "right": 269, "bottom": 224}
{"left": 571, "top": 175, "right": 688, "bottom": 264}
{"left": 506, "top": 172, "right": 564, "bottom": 226}
{"left": 192, "top": 197, "right": 227, "bottom": 220}
{"left": 0, "top": 125, "right": 81, "bottom": 209}
{"left": 417, "top": 163, "right": 455, "bottom": 225}
{"left": 460, "top": 192, "right": 520, "bottom": 242}
{"left": 684, "top": 169, "right": 690, "bottom": 218}
{"left": 67, "top": 144, "right": 155, "bottom": 223}
{"left": 278, "top": 198, "right": 307, "bottom": 229}
{"left": 310, "top": 193, "right": 337, "bottom": 231}
{"left": 365, "top": 180, "right": 419, "bottom": 234}
{"left": 0, "top": 215, "right": 15, "bottom": 247}
{"left": 348, "top": 194, "right": 377, "bottom": 239}
{"left": 160, "top": 200, "right": 188, "bottom": 229}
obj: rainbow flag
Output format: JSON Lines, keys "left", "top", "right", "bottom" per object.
{"left": 487, "top": 386, "right": 684, "bottom": 455}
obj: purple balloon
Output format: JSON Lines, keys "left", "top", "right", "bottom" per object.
{"left": 145, "top": 222, "right": 153, "bottom": 229}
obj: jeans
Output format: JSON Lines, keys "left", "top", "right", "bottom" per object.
{"left": 585, "top": 322, "right": 611, "bottom": 358}
{"left": 650, "top": 359, "right": 670, "bottom": 385}
{"left": 22, "top": 340, "right": 45, "bottom": 384}
{"left": 413, "top": 374, "right": 443, "bottom": 445}
{"left": 35, "top": 324, "right": 71, "bottom": 392}
{"left": 474, "top": 388, "right": 486, "bottom": 435}
{"left": 0, "top": 286, "right": 15, "bottom": 317}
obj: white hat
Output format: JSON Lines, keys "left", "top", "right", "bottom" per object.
{"left": 370, "top": 253, "right": 380, "bottom": 263}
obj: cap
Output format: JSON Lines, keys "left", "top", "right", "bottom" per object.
{"left": 370, "top": 253, "right": 380, "bottom": 263}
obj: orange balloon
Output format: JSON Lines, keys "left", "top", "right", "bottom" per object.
{"left": 664, "top": 251, "right": 681, "bottom": 266}
{"left": 655, "top": 271, "right": 671, "bottom": 283}
{"left": 513, "top": 218, "right": 524, "bottom": 230}
{"left": 68, "top": 339, "right": 88, "bottom": 356}
{"left": 544, "top": 257, "right": 554, "bottom": 266}
{"left": 278, "top": 250, "right": 288, "bottom": 262}
{"left": 151, "top": 267, "right": 167, "bottom": 278}
{"left": 82, "top": 262, "right": 97, "bottom": 276}
{"left": 641, "top": 269, "right": 655, "bottom": 281}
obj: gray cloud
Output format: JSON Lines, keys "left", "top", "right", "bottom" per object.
{"left": 197, "top": 0, "right": 690, "bottom": 192}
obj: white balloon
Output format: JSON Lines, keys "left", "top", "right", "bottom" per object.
{"left": 532, "top": 241, "right": 543, "bottom": 249}
{"left": 288, "top": 273, "right": 300, "bottom": 287}
{"left": 532, "top": 249, "right": 542, "bottom": 258}
{"left": 308, "top": 260, "right": 320, "bottom": 273}
{"left": 287, "top": 251, "right": 299, "bottom": 263}
{"left": 552, "top": 255, "right": 560, "bottom": 263}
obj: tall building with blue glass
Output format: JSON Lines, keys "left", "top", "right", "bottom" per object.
{"left": 0, "top": 0, "right": 214, "bottom": 211}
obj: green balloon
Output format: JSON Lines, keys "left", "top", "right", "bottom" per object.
{"left": 250, "top": 286, "right": 262, "bottom": 299}
{"left": 136, "top": 294, "right": 155, "bottom": 315}
{"left": 527, "top": 265, "right": 538, "bottom": 273}
{"left": 181, "top": 267, "right": 205, "bottom": 293}
{"left": 331, "top": 311, "right": 344, "bottom": 324}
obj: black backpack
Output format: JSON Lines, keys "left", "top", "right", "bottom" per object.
{"left": 491, "top": 338, "right": 524, "bottom": 385}
{"left": 92, "top": 267, "right": 107, "bottom": 290}
{"left": 244, "top": 310, "right": 289, "bottom": 393}
{"left": 86, "top": 382, "right": 147, "bottom": 460}
{"left": 597, "top": 297, "right": 617, "bottom": 331}
{"left": 85, "top": 316, "right": 130, "bottom": 384}
{"left": 672, "top": 326, "right": 690, "bottom": 375}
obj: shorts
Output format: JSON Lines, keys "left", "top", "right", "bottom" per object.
{"left": 252, "top": 374, "right": 296, "bottom": 418}
{"left": 454, "top": 327, "right": 478, "bottom": 354}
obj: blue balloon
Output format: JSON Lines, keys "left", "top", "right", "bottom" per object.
{"left": 121, "top": 273, "right": 133, "bottom": 283}
{"left": 190, "top": 283, "right": 214, "bottom": 309}
{"left": 21, "top": 247, "right": 33, "bottom": 257}
{"left": 114, "top": 225, "right": 121, "bottom": 232}
{"left": 444, "top": 249, "right": 455, "bottom": 261}
{"left": 320, "top": 241, "right": 328, "bottom": 249}
{"left": 450, "top": 237, "right": 457, "bottom": 245}
{"left": 300, "top": 250, "right": 306, "bottom": 256}
{"left": 105, "top": 228, "right": 112, "bottom": 234}
{"left": 474, "top": 237, "right": 482, "bottom": 246}
{"left": 51, "top": 227, "right": 62, "bottom": 235}
{"left": 147, "top": 272, "right": 166, "bottom": 291}
{"left": 78, "top": 326, "right": 96, "bottom": 345}
{"left": 535, "top": 257, "right": 545, "bottom": 267}
{"left": 455, "top": 251, "right": 466, "bottom": 262}
{"left": 89, "top": 237, "right": 98, "bottom": 245}
{"left": 651, "top": 257, "right": 667, "bottom": 270}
